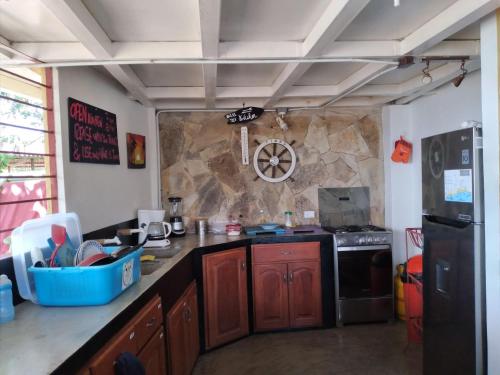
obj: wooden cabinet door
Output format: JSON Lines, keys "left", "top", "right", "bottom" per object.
{"left": 185, "top": 282, "right": 199, "bottom": 373}
{"left": 203, "top": 248, "right": 249, "bottom": 349}
{"left": 166, "top": 281, "right": 199, "bottom": 375}
{"left": 288, "top": 261, "right": 322, "bottom": 328}
{"left": 253, "top": 263, "right": 289, "bottom": 332}
{"left": 138, "top": 327, "right": 167, "bottom": 375}
{"left": 167, "top": 297, "right": 189, "bottom": 375}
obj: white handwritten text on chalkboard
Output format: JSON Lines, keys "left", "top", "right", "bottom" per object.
{"left": 68, "top": 98, "right": 120, "bottom": 165}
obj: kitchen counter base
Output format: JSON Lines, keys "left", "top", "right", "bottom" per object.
{"left": 0, "top": 232, "right": 333, "bottom": 375}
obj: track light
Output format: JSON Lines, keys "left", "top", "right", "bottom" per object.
{"left": 421, "top": 59, "right": 432, "bottom": 84}
{"left": 276, "top": 108, "right": 289, "bottom": 131}
{"left": 453, "top": 60, "right": 467, "bottom": 87}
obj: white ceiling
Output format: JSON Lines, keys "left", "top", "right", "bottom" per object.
{"left": 220, "top": 0, "right": 332, "bottom": 41}
{"left": 218, "top": 64, "right": 285, "bottom": 86}
{"left": 369, "top": 62, "right": 446, "bottom": 85}
{"left": 82, "top": 0, "right": 201, "bottom": 42}
{"left": 337, "top": 0, "right": 458, "bottom": 41}
{"left": 0, "top": 0, "right": 77, "bottom": 42}
{"left": 133, "top": 64, "right": 204, "bottom": 87}
{"left": 0, "top": 0, "right": 493, "bottom": 109}
{"left": 449, "top": 22, "right": 481, "bottom": 40}
{"left": 295, "top": 62, "right": 367, "bottom": 86}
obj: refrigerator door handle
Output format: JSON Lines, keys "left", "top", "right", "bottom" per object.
{"left": 423, "top": 214, "right": 470, "bottom": 228}
{"left": 435, "top": 259, "right": 451, "bottom": 295}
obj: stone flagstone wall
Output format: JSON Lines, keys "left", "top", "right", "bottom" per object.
{"left": 158, "top": 107, "right": 384, "bottom": 230}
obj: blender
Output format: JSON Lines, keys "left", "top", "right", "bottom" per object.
{"left": 168, "top": 197, "right": 185, "bottom": 237}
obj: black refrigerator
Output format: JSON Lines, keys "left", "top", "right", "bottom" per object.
{"left": 421, "top": 127, "right": 485, "bottom": 375}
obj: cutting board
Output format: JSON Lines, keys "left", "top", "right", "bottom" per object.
{"left": 244, "top": 226, "right": 287, "bottom": 236}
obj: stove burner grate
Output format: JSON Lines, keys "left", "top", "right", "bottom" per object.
{"left": 322, "top": 225, "right": 386, "bottom": 234}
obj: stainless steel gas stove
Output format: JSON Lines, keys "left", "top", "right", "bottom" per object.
{"left": 322, "top": 225, "right": 393, "bottom": 326}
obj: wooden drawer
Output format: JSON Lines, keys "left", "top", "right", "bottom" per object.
{"left": 252, "top": 242, "right": 320, "bottom": 264}
{"left": 135, "top": 295, "right": 163, "bottom": 351}
{"left": 88, "top": 322, "right": 137, "bottom": 374}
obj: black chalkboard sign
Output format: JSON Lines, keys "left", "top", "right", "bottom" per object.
{"left": 225, "top": 106, "right": 264, "bottom": 124}
{"left": 68, "top": 97, "right": 120, "bottom": 164}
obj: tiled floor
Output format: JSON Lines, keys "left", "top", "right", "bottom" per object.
{"left": 193, "top": 322, "right": 422, "bottom": 375}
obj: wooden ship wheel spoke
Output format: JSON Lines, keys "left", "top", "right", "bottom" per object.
{"left": 253, "top": 139, "right": 297, "bottom": 183}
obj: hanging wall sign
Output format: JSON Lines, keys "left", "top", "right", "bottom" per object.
{"left": 68, "top": 97, "right": 120, "bottom": 164}
{"left": 225, "top": 106, "right": 264, "bottom": 124}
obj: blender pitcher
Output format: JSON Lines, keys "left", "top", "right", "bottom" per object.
{"left": 168, "top": 197, "right": 185, "bottom": 236}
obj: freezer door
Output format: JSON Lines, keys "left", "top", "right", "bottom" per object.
{"left": 421, "top": 127, "right": 483, "bottom": 222}
{"left": 422, "top": 216, "right": 485, "bottom": 375}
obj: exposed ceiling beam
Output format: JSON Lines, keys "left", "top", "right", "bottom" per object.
{"left": 302, "top": 0, "right": 371, "bottom": 57}
{"left": 329, "top": 96, "right": 396, "bottom": 107}
{"left": 8, "top": 39, "right": 480, "bottom": 63}
{"left": 263, "top": 0, "right": 370, "bottom": 108}
{"left": 219, "top": 41, "right": 301, "bottom": 59}
{"left": 321, "top": 63, "right": 397, "bottom": 106}
{"left": 0, "top": 35, "right": 15, "bottom": 59}
{"left": 401, "top": 0, "right": 499, "bottom": 55}
{"left": 395, "top": 59, "right": 481, "bottom": 104}
{"left": 350, "top": 59, "right": 481, "bottom": 98}
{"left": 41, "top": 0, "right": 152, "bottom": 106}
{"left": 199, "top": 0, "right": 221, "bottom": 108}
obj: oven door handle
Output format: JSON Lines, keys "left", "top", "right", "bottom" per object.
{"left": 337, "top": 244, "right": 391, "bottom": 252}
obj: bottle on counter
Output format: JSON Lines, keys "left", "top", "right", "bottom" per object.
{"left": 284, "top": 211, "right": 294, "bottom": 228}
{"left": 0, "top": 274, "right": 15, "bottom": 323}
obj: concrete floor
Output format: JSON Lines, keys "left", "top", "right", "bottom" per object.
{"left": 193, "top": 322, "right": 422, "bottom": 375}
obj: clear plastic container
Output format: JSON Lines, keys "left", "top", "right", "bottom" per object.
{"left": 11, "top": 212, "right": 83, "bottom": 303}
{"left": 0, "top": 274, "right": 15, "bottom": 323}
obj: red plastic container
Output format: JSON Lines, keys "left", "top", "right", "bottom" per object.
{"left": 405, "top": 255, "right": 423, "bottom": 343}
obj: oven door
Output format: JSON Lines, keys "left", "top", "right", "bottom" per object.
{"left": 337, "top": 245, "right": 392, "bottom": 299}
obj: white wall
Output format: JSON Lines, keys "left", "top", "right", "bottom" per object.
{"left": 480, "top": 13, "right": 500, "bottom": 374}
{"left": 53, "top": 66, "right": 159, "bottom": 233}
{"left": 383, "top": 69, "right": 482, "bottom": 265}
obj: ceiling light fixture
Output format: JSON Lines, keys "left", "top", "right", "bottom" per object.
{"left": 394, "top": 0, "right": 400, "bottom": 7}
{"left": 453, "top": 60, "right": 468, "bottom": 87}
{"left": 276, "top": 108, "right": 289, "bottom": 131}
{"left": 421, "top": 59, "right": 432, "bottom": 84}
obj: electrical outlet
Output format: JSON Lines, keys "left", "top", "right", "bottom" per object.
{"left": 304, "top": 211, "right": 315, "bottom": 219}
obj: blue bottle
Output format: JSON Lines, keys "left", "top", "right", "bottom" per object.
{"left": 0, "top": 274, "right": 15, "bottom": 323}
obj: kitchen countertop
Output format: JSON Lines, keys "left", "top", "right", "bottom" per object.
{"left": 0, "top": 231, "right": 332, "bottom": 375}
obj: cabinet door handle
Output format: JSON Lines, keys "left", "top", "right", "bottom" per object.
{"left": 146, "top": 316, "right": 157, "bottom": 328}
{"left": 129, "top": 331, "right": 135, "bottom": 341}
{"left": 283, "top": 273, "right": 287, "bottom": 282}
{"left": 241, "top": 261, "right": 246, "bottom": 271}
{"left": 280, "top": 250, "right": 291, "bottom": 255}
{"left": 160, "top": 331, "right": 164, "bottom": 339}
{"left": 289, "top": 272, "right": 293, "bottom": 282}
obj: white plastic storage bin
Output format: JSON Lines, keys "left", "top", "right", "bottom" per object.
{"left": 11, "top": 213, "right": 82, "bottom": 303}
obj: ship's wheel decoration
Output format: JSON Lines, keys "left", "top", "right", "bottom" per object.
{"left": 253, "top": 139, "right": 296, "bottom": 183}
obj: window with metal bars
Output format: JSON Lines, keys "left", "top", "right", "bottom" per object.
{"left": 0, "top": 67, "right": 58, "bottom": 258}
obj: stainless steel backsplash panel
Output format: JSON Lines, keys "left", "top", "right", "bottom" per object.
{"left": 318, "top": 187, "right": 370, "bottom": 227}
